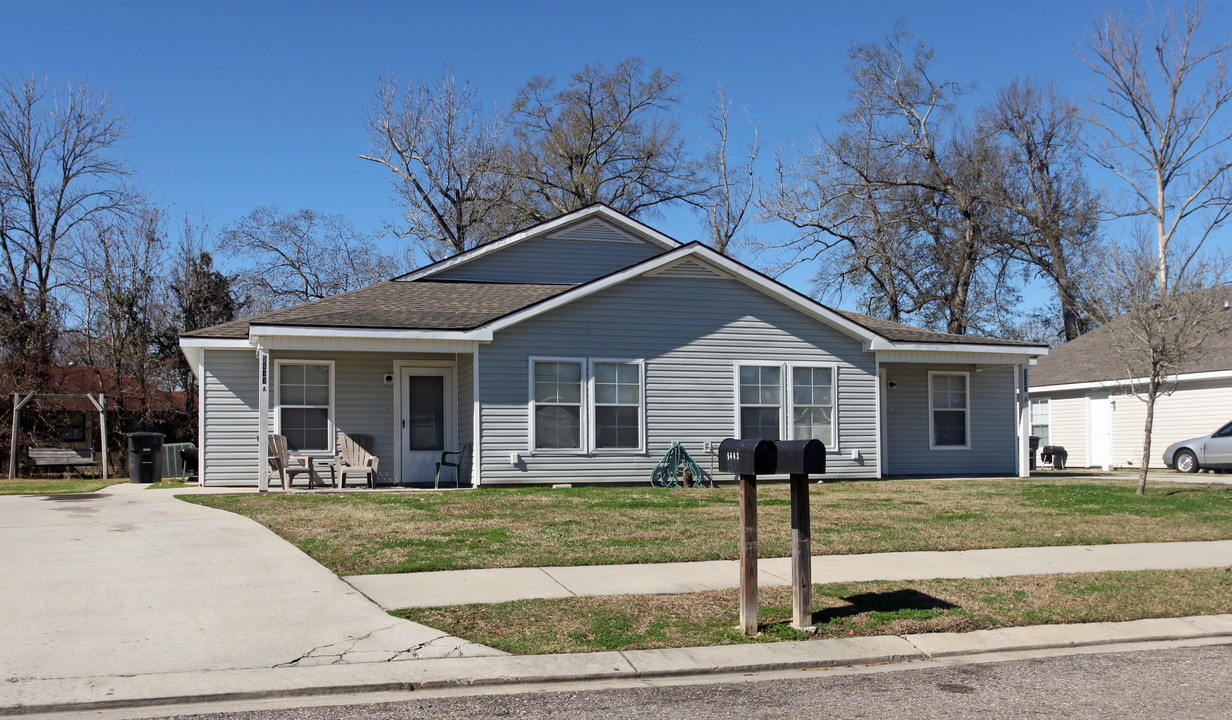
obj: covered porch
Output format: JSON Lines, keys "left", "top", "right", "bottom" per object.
{"left": 183, "top": 334, "right": 481, "bottom": 490}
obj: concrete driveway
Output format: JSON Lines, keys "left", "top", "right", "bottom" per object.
{"left": 0, "top": 483, "right": 500, "bottom": 684}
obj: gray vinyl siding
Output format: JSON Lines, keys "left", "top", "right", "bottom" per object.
{"left": 201, "top": 349, "right": 471, "bottom": 486}
{"left": 202, "top": 349, "right": 259, "bottom": 486}
{"left": 881, "top": 363, "right": 1017, "bottom": 475}
{"left": 430, "top": 236, "right": 664, "bottom": 284}
{"left": 272, "top": 351, "right": 464, "bottom": 486}
{"left": 477, "top": 275, "right": 879, "bottom": 484}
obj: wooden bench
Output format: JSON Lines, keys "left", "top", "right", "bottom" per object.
{"left": 23, "top": 448, "right": 97, "bottom": 472}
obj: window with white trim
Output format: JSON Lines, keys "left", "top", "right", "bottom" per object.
{"left": 277, "top": 362, "right": 333, "bottom": 452}
{"left": 929, "top": 371, "right": 969, "bottom": 448}
{"left": 1030, "top": 398, "right": 1051, "bottom": 447}
{"left": 532, "top": 360, "right": 583, "bottom": 449}
{"left": 791, "top": 366, "right": 835, "bottom": 445}
{"left": 530, "top": 358, "right": 645, "bottom": 453}
{"left": 738, "top": 365, "right": 782, "bottom": 440}
{"left": 593, "top": 361, "right": 641, "bottom": 449}
{"left": 737, "top": 363, "right": 838, "bottom": 446}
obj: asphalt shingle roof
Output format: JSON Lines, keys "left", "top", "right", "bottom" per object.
{"left": 181, "top": 281, "right": 577, "bottom": 340}
{"left": 831, "top": 309, "right": 1050, "bottom": 348}
{"left": 1032, "top": 286, "right": 1232, "bottom": 387}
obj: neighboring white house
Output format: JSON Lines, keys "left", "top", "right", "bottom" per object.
{"left": 180, "top": 205, "right": 1049, "bottom": 489}
{"left": 1029, "top": 289, "right": 1232, "bottom": 470}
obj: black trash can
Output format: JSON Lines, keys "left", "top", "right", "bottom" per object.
{"left": 1029, "top": 436, "right": 1040, "bottom": 471}
{"left": 127, "top": 432, "right": 166, "bottom": 484}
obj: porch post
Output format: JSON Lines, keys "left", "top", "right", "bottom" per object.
{"left": 472, "top": 350, "right": 481, "bottom": 487}
{"left": 257, "top": 345, "right": 270, "bottom": 492}
{"left": 86, "top": 394, "right": 108, "bottom": 482}
{"left": 1017, "top": 364, "right": 1030, "bottom": 478}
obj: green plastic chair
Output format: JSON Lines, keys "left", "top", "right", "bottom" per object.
{"left": 434, "top": 443, "right": 472, "bottom": 489}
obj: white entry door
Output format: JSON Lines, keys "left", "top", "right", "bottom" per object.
{"left": 1089, "top": 394, "right": 1113, "bottom": 470}
{"left": 400, "top": 366, "right": 454, "bottom": 483}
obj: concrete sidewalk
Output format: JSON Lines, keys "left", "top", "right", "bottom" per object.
{"left": 345, "top": 540, "right": 1232, "bottom": 609}
{"left": 8, "top": 614, "right": 1232, "bottom": 715}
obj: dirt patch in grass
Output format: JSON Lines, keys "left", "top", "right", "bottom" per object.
{"left": 184, "top": 477, "right": 1232, "bottom": 575}
{"left": 397, "top": 567, "right": 1232, "bottom": 654}
{"left": 0, "top": 476, "right": 124, "bottom": 495}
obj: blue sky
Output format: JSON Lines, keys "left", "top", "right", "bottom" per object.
{"left": 4, "top": 0, "right": 1228, "bottom": 306}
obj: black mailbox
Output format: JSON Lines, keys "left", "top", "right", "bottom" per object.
{"left": 774, "top": 439, "right": 826, "bottom": 475}
{"left": 718, "top": 439, "right": 777, "bottom": 475}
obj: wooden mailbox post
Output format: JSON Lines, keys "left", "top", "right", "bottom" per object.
{"left": 718, "top": 438, "right": 826, "bottom": 635}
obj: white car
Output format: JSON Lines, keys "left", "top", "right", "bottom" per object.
{"left": 1162, "top": 420, "right": 1232, "bottom": 473}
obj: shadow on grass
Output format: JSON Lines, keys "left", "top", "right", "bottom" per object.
{"left": 812, "top": 589, "right": 958, "bottom": 625}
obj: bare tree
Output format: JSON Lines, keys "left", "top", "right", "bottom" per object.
{"left": 980, "top": 79, "right": 1102, "bottom": 341}
{"left": 0, "top": 75, "right": 137, "bottom": 389}
{"left": 698, "top": 84, "right": 758, "bottom": 255}
{"left": 361, "top": 70, "right": 515, "bottom": 261}
{"left": 70, "top": 208, "right": 169, "bottom": 424}
{"left": 761, "top": 118, "right": 924, "bottom": 322}
{"left": 506, "top": 57, "right": 706, "bottom": 223}
{"left": 1088, "top": 239, "right": 1228, "bottom": 494}
{"left": 1082, "top": 1, "right": 1232, "bottom": 293}
{"left": 221, "top": 206, "right": 406, "bottom": 314}
{"left": 762, "top": 27, "right": 1003, "bottom": 334}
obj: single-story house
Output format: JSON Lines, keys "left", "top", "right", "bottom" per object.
{"left": 1028, "top": 288, "right": 1232, "bottom": 470}
{"left": 179, "top": 205, "right": 1048, "bottom": 489}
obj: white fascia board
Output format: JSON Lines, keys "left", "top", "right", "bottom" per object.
{"left": 179, "top": 337, "right": 252, "bottom": 349}
{"left": 482, "top": 244, "right": 881, "bottom": 344}
{"left": 249, "top": 325, "right": 493, "bottom": 342}
{"left": 395, "top": 205, "right": 681, "bottom": 282}
{"left": 869, "top": 338, "right": 1049, "bottom": 355}
{"left": 1031, "top": 368, "right": 1232, "bottom": 394}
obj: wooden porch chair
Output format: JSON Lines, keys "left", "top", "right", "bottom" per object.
{"left": 333, "top": 433, "right": 379, "bottom": 488}
{"left": 268, "top": 434, "right": 321, "bottom": 489}
{"left": 434, "top": 443, "right": 472, "bottom": 489}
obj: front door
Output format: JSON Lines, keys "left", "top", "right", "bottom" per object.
{"left": 1089, "top": 394, "right": 1113, "bottom": 470}
{"left": 400, "top": 366, "right": 454, "bottom": 483}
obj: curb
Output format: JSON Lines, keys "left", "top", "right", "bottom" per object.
{"left": 4, "top": 615, "right": 1232, "bottom": 716}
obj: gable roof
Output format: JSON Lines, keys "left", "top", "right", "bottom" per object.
{"left": 1032, "top": 286, "right": 1232, "bottom": 389}
{"left": 181, "top": 281, "right": 577, "bottom": 340}
{"left": 479, "top": 243, "right": 1047, "bottom": 354}
{"left": 180, "top": 209, "right": 1046, "bottom": 357}
{"left": 394, "top": 204, "right": 680, "bottom": 283}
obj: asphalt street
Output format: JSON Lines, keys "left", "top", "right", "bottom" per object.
{"left": 138, "top": 643, "right": 1232, "bottom": 720}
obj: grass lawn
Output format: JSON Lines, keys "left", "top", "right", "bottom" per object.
{"left": 183, "top": 476, "right": 1232, "bottom": 575}
{"left": 0, "top": 475, "right": 125, "bottom": 495}
{"left": 398, "top": 567, "right": 1232, "bottom": 654}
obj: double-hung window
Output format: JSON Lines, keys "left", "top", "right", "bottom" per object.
{"left": 737, "top": 363, "right": 837, "bottom": 447}
{"left": 277, "top": 362, "right": 333, "bottom": 453}
{"left": 532, "top": 360, "right": 583, "bottom": 450}
{"left": 1030, "top": 398, "right": 1051, "bottom": 447}
{"left": 929, "top": 371, "right": 969, "bottom": 449}
{"left": 592, "top": 361, "right": 641, "bottom": 450}
{"left": 791, "top": 366, "right": 835, "bottom": 444}
{"left": 530, "top": 358, "right": 644, "bottom": 452}
{"left": 738, "top": 365, "right": 782, "bottom": 440}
